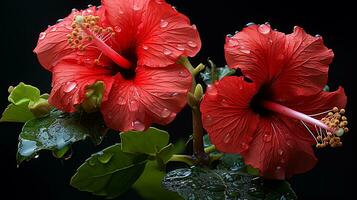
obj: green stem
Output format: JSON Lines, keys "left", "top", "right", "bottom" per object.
{"left": 204, "top": 145, "right": 216, "bottom": 154}
{"left": 168, "top": 154, "right": 195, "bottom": 166}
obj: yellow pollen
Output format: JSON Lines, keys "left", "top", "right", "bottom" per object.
{"left": 67, "top": 15, "right": 115, "bottom": 51}
{"left": 316, "top": 107, "right": 349, "bottom": 149}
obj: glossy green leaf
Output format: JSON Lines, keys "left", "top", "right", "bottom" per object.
{"left": 163, "top": 167, "right": 297, "bottom": 200}
{"left": 120, "top": 127, "right": 169, "bottom": 155}
{"left": 17, "top": 110, "right": 107, "bottom": 164}
{"left": 133, "top": 161, "right": 182, "bottom": 200}
{"left": 200, "top": 65, "right": 235, "bottom": 85}
{"left": 71, "top": 144, "right": 148, "bottom": 199}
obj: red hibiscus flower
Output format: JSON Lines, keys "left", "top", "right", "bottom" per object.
{"left": 200, "top": 23, "right": 348, "bottom": 179}
{"left": 34, "top": 0, "right": 201, "bottom": 131}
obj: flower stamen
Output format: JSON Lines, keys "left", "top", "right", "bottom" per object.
{"left": 68, "top": 15, "right": 132, "bottom": 69}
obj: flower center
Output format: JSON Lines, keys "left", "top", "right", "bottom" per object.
{"left": 68, "top": 15, "right": 132, "bottom": 69}
{"left": 261, "top": 101, "right": 349, "bottom": 148}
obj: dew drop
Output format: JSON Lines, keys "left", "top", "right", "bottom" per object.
{"left": 132, "top": 120, "right": 145, "bottom": 131}
{"left": 160, "top": 19, "right": 169, "bottom": 28}
{"left": 97, "top": 153, "right": 113, "bottom": 164}
{"left": 178, "top": 71, "right": 189, "bottom": 78}
{"left": 50, "top": 27, "right": 57, "bottom": 32}
{"left": 171, "top": 92, "right": 179, "bottom": 97}
{"left": 263, "top": 134, "right": 272, "bottom": 142}
{"left": 246, "top": 22, "right": 255, "bottom": 27}
{"left": 276, "top": 166, "right": 283, "bottom": 172}
{"left": 39, "top": 32, "right": 46, "bottom": 40}
{"left": 187, "top": 40, "right": 197, "bottom": 48}
{"left": 258, "top": 24, "right": 271, "bottom": 34}
{"left": 117, "top": 96, "right": 126, "bottom": 105}
{"left": 278, "top": 149, "right": 284, "bottom": 156}
{"left": 114, "top": 26, "right": 122, "bottom": 32}
{"left": 176, "top": 44, "right": 185, "bottom": 51}
{"left": 240, "top": 48, "right": 250, "bottom": 54}
{"left": 63, "top": 81, "right": 77, "bottom": 93}
{"left": 142, "top": 45, "right": 149, "bottom": 50}
{"left": 87, "top": 4, "right": 93, "bottom": 8}
{"left": 129, "top": 100, "right": 139, "bottom": 111}
{"left": 160, "top": 108, "right": 171, "bottom": 118}
{"left": 192, "top": 24, "right": 197, "bottom": 30}
{"left": 57, "top": 18, "right": 64, "bottom": 23}
{"left": 228, "top": 39, "right": 239, "bottom": 47}
{"left": 223, "top": 134, "right": 231, "bottom": 143}
{"left": 163, "top": 48, "right": 172, "bottom": 55}
{"left": 155, "top": 0, "right": 164, "bottom": 4}
{"left": 34, "top": 155, "right": 39, "bottom": 159}
{"left": 119, "top": 10, "right": 124, "bottom": 14}
{"left": 133, "top": 4, "right": 141, "bottom": 11}
{"left": 206, "top": 85, "right": 218, "bottom": 96}
{"left": 71, "top": 8, "right": 78, "bottom": 13}
{"left": 315, "top": 34, "right": 321, "bottom": 38}
{"left": 240, "top": 142, "right": 249, "bottom": 150}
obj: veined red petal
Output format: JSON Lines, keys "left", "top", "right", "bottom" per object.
{"left": 270, "top": 26, "right": 333, "bottom": 101}
{"left": 241, "top": 115, "right": 317, "bottom": 180}
{"left": 33, "top": 6, "right": 114, "bottom": 70}
{"left": 49, "top": 59, "right": 114, "bottom": 112}
{"left": 137, "top": 0, "right": 201, "bottom": 67}
{"left": 200, "top": 76, "right": 260, "bottom": 153}
{"left": 101, "top": 63, "right": 192, "bottom": 131}
{"left": 102, "top": 0, "right": 201, "bottom": 67}
{"left": 224, "top": 24, "right": 286, "bottom": 86}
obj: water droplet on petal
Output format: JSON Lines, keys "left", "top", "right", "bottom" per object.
{"left": 187, "top": 40, "right": 197, "bottom": 48}
{"left": 160, "top": 108, "right": 171, "bottom": 118}
{"left": 155, "top": 0, "right": 164, "bottom": 4}
{"left": 192, "top": 24, "right": 197, "bottom": 30}
{"left": 178, "top": 71, "right": 189, "bottom": 78}
{"left": 263, "top": 134, "right": 272, "bottom": 142}
{"left": 57, "top": 18, "right": 64, "bottom": 23}
{"left": 34, "top": 155, "right": 39, "bottom": 159}
{"left": 142, "top": 45, "right": 149, "bottom": 50}
{"left": 240, "top": 142, "right": 249, "bottom": 150}
{"left": 206, "top": 85, "right": 218, "bottom": 96}
{"left": 176, "top": 44, "right": 185, "bottom": 51}
{"left": 163, "top": 48, "right": 172, "bottom": 55}
{"left": 129, "top": 100, "right": 139, "bottom": 111}
{"left": 117, "top": 96, "right": 126, "bottom": 105}
{"left": 315, "top": 34, "right": 321, "bottom": 38}
{"left": 160, "top": 19, "right": 169, "bottom": 28}
{"left": 278, "top": 149, "right": 284, "bottom": 156}
{"left": 71, "top": 8, "right": 78, "bottom": 13}
{"left": 87, "top": 4, "right": 93, "bottom": 8}
{"left": 133, "top": 4, "right": 141, "bottom": 11}
{"left": 39, "top": 32, "right": 46, "bottom": 40}
{"left": 171, "top": 92, "right": 179, "bottom": 97}
{"left": 132, "top": 120, "right": 145, "bottom": 131}
{"left": 114, "top": 26, "right": 122, "bottom": 32}
{"left": 63, "top": 82, "right": 77, "bottom": 93}
{"left": 258, "top": 24, "right": 271, "bottom": 34}
{"left": 246, "top": 22, "right": 255, "bottom": 27}
{"left": 240, "top": 48, "right": 250, "bottom": 54}
{"left": 119, "top": 10, "right": 124, "bottom": 14}
{"left": 223, "top": 134, "right": 231, "bottom": 143}
{"left": 50, "top": 27, "right": 57, "bottom": 32}
{"left": 228, "top": 39, "right": 239, "bottom": 47}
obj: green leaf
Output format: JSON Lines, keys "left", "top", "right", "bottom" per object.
{"left": 163, "top": 167, "right": 297, "bottom": 200}
{"left": 133, "top": 161, "right": 182, "bottom": 200}
{"left": 17, "top": 110, "right": 106, "bottom": 164}
{"left": 71, "top": 144, "right": 148, "bottom": 199}
{"left": 200, "top": 65, "right": 235, "bottom": 85}
{"left": 52, "top": 146, "right": 70, "bottom": 158}
{"left": 0, "top": 102, "right": 35, "bottom": 122}
{"left": 120, "top": 127, "right": 170, "bottom": 155}
{"left": 8, "top": 82, "right": 40, "bottom": 105}
{"left": 157, "top": 143, "right": 175, "bottom": 164}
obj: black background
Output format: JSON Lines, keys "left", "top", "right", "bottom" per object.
{"left": 1, "top": 0, "right": 355, "bottom": 199}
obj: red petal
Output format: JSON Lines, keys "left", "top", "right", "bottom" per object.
{"left": 284, "top": 87, "right": 347, "bottom": 116}
{"left": 102, "top": 0, "right": 201, "bottom": 67}
{"left": 224, "top": 24, "right": 286, "bottom": 86}
{"left": 270, "top": 26, "right": 333, "bottom": 101}
{"left": 34, "top": 6, "right": 113, "bottom": 70}
{"left": 200, "top": 76, "right": 260, "bottom": 153}
{"left": 49, "top": 59, "right": 114, "bottom": 112}
{"left": 136, "top": 0, "right": 201, "bottom": 67}
{"left": 242, "top": 115, "right": 317, "bottom": 180}
{"left": 101, "top": 64, "right": 192, "bottom": 131}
